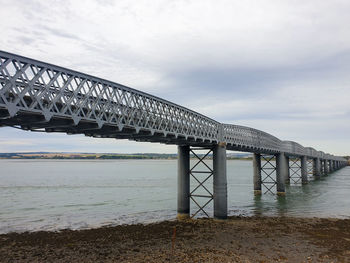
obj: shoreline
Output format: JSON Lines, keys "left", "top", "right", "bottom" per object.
{"left": 1, "top": 216, "right": 349, "bottom": 262}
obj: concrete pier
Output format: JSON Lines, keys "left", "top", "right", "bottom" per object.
{"left": 312, "top": 158, "right": 316, "bottom": 176}
{"left": 284, "top": 156, "right": 290, "bottom": 184}
{"left": 324, "top": 160, "right": 329, "bottom": 175}
{"left": 177, "top": 145, "right": 190, "bottom": 219}
{"left": 213, "top": 142, "right": 227, "bottom": 219}
{"left": 315, "top": 158, "right": 322, "bottom": 177}
{"left": 301, "top": 156, "right": 308, "bottom": 184}
{"left": 253, "top": 153, "right": 262, "bottom": 195}
{"left": 329, "top": 160, "right": 333, "bottom": 173}
{"left": 276, "top": 153, "right": 287, "bottom": 195}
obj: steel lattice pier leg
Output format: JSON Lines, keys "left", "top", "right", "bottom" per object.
{"left": 288, "top": 157, "right": 303, "bottom": 184}
{"left": 307, "top": 158, "right": 314, "bottom": 177}
{"left": 260, "top": 154, "right": 277, "bottom": 194}
{"left": 188, "top": 147, "right": 214, "bottom": 218}
{"left": 213, "top": 142, "right": 227, "bottom": 220}
{"left": 177, "top": 145, "right": 190, "bottom": 220}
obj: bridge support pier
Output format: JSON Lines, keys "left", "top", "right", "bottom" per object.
{"left": 177, "top": 145, "right": 190, "bottom": 220}
{"left": 213, "top": 143, "right": 227, "bottom": 219}
{"left": 324, "top": 160, "right": 329, "bottom": 175}
{"left": 329, "top": 160, "right": 333, "bottom": 173}
{"left": 301, "top": 156, "right": 308, "bottom": 184}
{"left": 276, "top": 153, "right": 287, "bottom": 195}
{"left": 253, "top": 153, "right": 262, "bottom": 195}
{"left": 315, "top": 158, "right": 322, "bottom": 177}
{"left": 285, "top": 156, "right": 290, "bottom": 184}
{"left": 312, "top": 158, "right": 316, "bottom": 176}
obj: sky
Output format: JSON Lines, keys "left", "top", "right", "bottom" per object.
{"left": 0, "top": 0, "right": 349, "bottom": 155}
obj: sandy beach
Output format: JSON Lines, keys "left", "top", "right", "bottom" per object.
{"left": 1, "top": 216, "right": 350, "bottom": 262}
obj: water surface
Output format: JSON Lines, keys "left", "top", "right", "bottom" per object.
{"left": 0, "top": 159, "right": 349, "bottom": 233}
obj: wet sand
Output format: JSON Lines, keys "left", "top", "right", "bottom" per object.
{"left": 1, "top": 216, "right": 350, "bottom": 262}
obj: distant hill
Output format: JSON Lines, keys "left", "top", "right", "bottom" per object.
{"left": 0, "top": 152, "right": 177, "bottom": 160}
{"left": 0, "top": 152, "right": 253, "bottom": 160}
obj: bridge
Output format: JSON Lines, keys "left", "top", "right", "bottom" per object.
{"left": 0, "top": 50, "right": 347, "bottom": 219}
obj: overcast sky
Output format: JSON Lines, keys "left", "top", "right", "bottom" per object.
{"left": 0, "top": 0, "right": 349, "bottom": 155}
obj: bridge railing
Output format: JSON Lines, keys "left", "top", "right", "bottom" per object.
{"left": 222, "top": 124, "right": 282, "bottom": 153}
{"left": 305, "top": 147, "right": 319, "bottom": 158}
{"left": 281, "top": 141, "right": 306, "bottom": 156}
{"left": 0, "top": 51, "right": 220, "bottom": 142}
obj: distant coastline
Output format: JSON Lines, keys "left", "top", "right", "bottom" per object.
{"left": 0, "top": 152, "right": 253, "bottom": 160}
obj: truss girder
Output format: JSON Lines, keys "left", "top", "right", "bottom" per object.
{"left": 0, "top": 51, "right": 346, "bottom": 161}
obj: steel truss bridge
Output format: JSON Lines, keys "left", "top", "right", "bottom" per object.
{"left": 0, "top": 51, "right": 347, "bottom": 219}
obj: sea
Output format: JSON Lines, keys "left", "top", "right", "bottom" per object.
{"left": 0, "top": 159, "right": 350, "bottom": 234}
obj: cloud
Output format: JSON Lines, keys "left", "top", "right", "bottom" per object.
{"left": 0, "top": 0, "right": 349, "bottom": 155}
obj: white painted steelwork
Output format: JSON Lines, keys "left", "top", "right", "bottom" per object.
{"left": 0, "top": 51, "right": 346, "bottom": 162}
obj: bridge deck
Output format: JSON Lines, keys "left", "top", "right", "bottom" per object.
{"left": 0, "top": 50, "right": 345, "bottom": 161}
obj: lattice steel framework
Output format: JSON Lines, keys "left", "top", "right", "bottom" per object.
{"left": 289, "top": 158, "right": 302, "bottom": 184}
{"left": 0, "top": 50, "right": 346, "bottom": 162}
{"left": 260, "top": 155, "right": 277, "bottom": 194}
{"left": 223, "top": 124, "right": 281, "bottom": 153}
{"left": 0, "top": 51, "right": 219, "bottom": 145}
{"left": 307, "top": 159, "right": 314, "bottom": 177}
{"left": 189, "top": 147, "right": 214, "bottom": 218}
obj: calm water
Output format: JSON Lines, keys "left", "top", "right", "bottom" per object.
{"left": 0, "top": 159, "right": 349, "bottom": 233}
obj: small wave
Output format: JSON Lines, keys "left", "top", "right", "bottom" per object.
{"left": 63, "top": 202, "right": 108, "bottom": 208}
